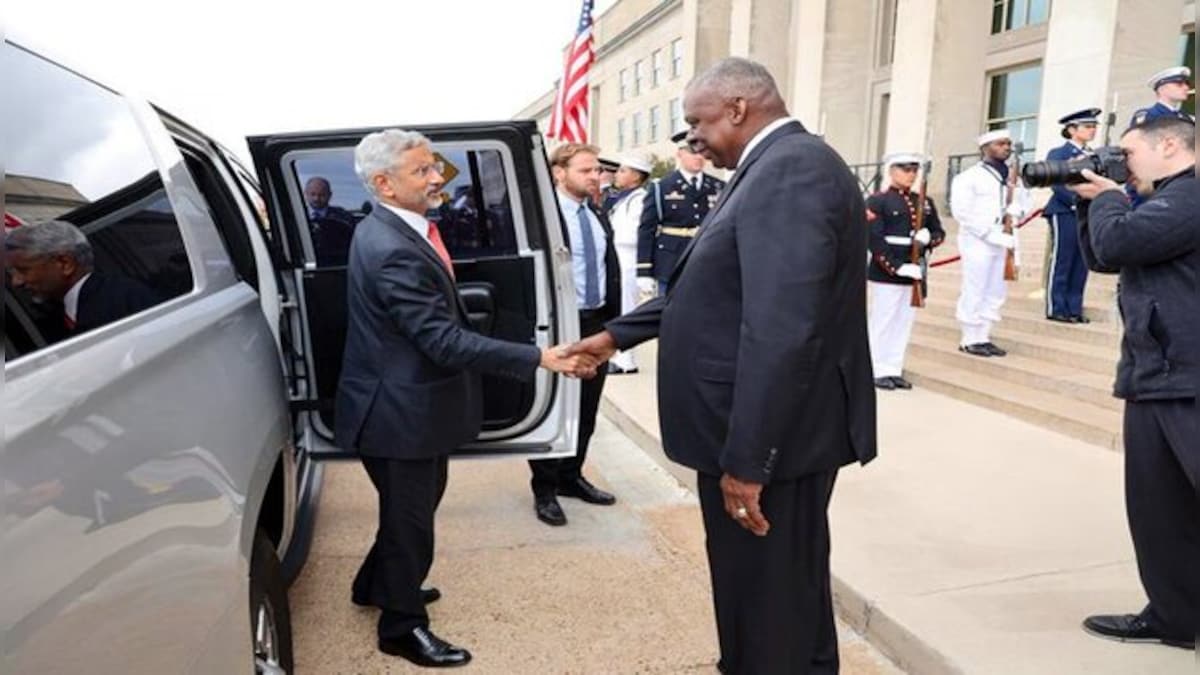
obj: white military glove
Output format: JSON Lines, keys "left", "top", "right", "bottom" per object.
{"left": 1004, "top": 202, "right": 1025, "bottom": 219}
{"left": 913, "top": 228, "right": 932, "bottom": 246}
{"left": 985, "top": 230, "right": 1016, "bottom": 250}
{"left": 896, "top": 264, "right": 923, "bottom": 280}
{"left": 637, "top": 278, "right": 657, "bottom": 296}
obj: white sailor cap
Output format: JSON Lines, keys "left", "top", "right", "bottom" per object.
{"left": 1148, "top": 66, "right": 1191, "bottom": 90}
{"left": 976, "top": 129, "right": 1012, "bottom": 146}
{"left": 618, "top": 151, "right": 653, "bottom": 174}
{"left": 882, "top": 152, "right": 925, "bottom": 168}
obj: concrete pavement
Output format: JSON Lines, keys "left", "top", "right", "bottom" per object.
{"left": 603, "top": 342, "right": 1198, "bottom": 675}
{"left": 289, "top": 415, "right": 902, "bottom": 673}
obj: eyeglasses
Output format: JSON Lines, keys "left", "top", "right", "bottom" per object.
{"left": 412, "top": 160, "right": 446, "bottom": 178}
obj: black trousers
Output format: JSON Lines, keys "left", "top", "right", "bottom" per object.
{"left": 1124, "top": 398, "right": 1200, "bottom": 640}
{"left": 698, "top": 470, "right": 840, "bottom": 675}
{"left": 529, "top": 311, "right": 609, "bottom": 498}
{"left": 353, "top": 455, "right": 449, "bottom": 640}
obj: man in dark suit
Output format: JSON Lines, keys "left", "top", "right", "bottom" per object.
{"left": 568, "top": 58, "right": 877, "bottom": 674}
{"left": 337, "top": 129, "right": 592, "bottom": 667}
{"left": 5, "top": 219, "right": 160, "bottom": 338}
{"left": 637, "top": 132, "right": 725, "bottom": 296}
{"left": 1042, "top": 108, "right": 1100, "bottom": 322}
{"left": 303, "top": 176, "right": 359, "bottom": 265}
{"left": 528, "top": 143, "right": 623, "bottom": 527}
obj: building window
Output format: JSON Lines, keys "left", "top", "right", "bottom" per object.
{"left": 1182, "top": 31, "right": 1196, "bottom": 117}
{"left": 649, "top": 106, "right": 661, "bottom": 142}
{"left": 671, "top": 39, "right": 683, "bottom": 79}
{"left": 669, "top": 98, "right": 683, "bottom": 135}
{"left": 619, "top": 69, "right": 628, "bottom": 102}
{"left": 986, "top": 63, "right": 1043, "bottom": 155}
{"left": 617, "top": 118, "right": 626, "bottom": 151}
{"left": 632, "top": 111, "right": 642, "bottom": 146}
{"left": 877, "top": 0, "right": 898, "bottom": 67}
{"left": 633, "top": 60, "right": 643, "bottom": 97}
{"left": 652, "top": 49, "right": 663, "bottom": 88}
{"left": 991, "top": 0, "right": 1051, "bottom": 34}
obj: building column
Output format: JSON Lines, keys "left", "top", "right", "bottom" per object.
{"left": 681, "top": 0, "right": 734, "bottom": 81}
{"left": 1036, "top": 0, "right": 1186, "bottom": 154}
{"left": 787, "top": 0, "right": 828, "bottom": 128}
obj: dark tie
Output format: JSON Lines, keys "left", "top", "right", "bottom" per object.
{"left": 578, "top": 203, "right": 600, "bottom": 308}
{"left": 691, "top": 176, "right": 700, "bottom": 191}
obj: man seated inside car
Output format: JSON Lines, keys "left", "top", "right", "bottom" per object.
{"left": 304, "top": 176, "right": 359, "bottom": 266}
{"left": 6, "top": 219, "right": 161, "bottom": 338}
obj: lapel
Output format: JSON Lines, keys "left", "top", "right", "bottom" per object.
{"left": 668, "top": 120, "right": 806, "bottom": 286}
{"left": 372, "top": 202, "right": 468, "bottom": 317}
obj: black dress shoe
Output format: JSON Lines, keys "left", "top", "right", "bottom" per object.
{"left": 1072, "top": 315, "right": 1091, "bottom": 324}
{"left": 959, "top": 343, "right": 992, "bottom": 357}
{"left": 1047, "top": 314, "right": 1074, "bottom": 323}
{"left": 557, "top": 477, "right": 616, "bottom": 505}
{"left": 379, "top": 626, "right": 472, "bottom": 667}
{"left": 353, "top": 586, "right": 441, "bottom": 607}
{"left": 535, "top": 496, "right": 567, "bottom": 526}
{"left": 874, "top": 377, "right": 896, "bottom": 390}
{"left": 1082, "top": 613, "right": 1195, "bottom": 649}
{"left": 890, "top": 376, "right": 913, "bottom": 390}
{"left": 607, "top": 363, "right": 639, "bottom": 375}
{"left": 982, "top": 342, "right": 1007, "bottom": 357}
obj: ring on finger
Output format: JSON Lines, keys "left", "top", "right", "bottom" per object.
{"left": 734, "top": 506, "right": 748, "bottom": 519}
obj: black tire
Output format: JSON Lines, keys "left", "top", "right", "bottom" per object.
{"left": 250, "top": 528, "right": 294, "bottom": 674}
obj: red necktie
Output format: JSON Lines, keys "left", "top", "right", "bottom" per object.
{"left": 426, "top": 221, "right": 455, "bottom": 279}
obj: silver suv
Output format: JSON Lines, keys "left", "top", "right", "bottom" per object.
{"left": 2, "top": 40, "right": 581, "bottom": 673}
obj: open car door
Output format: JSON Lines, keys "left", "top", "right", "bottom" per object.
{"left": 248, "top": 121, "right": 580, "bottom": 460}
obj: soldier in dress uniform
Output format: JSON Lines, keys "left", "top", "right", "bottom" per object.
{"left": 597, "top": 157, "right": 623, "bottom": 214}
{"left": 1130, "top": 67, "right": 1195, "bottom": 126}
{"left": 637, "top": 130, "right": 725, "bottom": 296}
{"left": 1043, "top": 108, "right": 1100, "bottom": 323}
{"left": 950, "top": 129, "right": 1033, "bottom": 357}
{"left": 866, "top": 153, "right": 945, "bottom": 391}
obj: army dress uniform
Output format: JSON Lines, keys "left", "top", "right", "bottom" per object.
{"left": 1043, "top": 108, "right": 1099, "bottom": 322}
{"left": 866, "top": 164, "right": 945, "bottom": 390}
{"left": 637, "top": 169, "right": 724, "bottom": 294}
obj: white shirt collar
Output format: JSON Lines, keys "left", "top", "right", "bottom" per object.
{"left": 1069, "top": 140, "right": 1087, "bottom": 151}
{"left": 679, "top": 168, "right": 701, "bottom": 185}
{"left": 63, "top": 273, "right": 92, "bottom": 322}
{"left": 736, "top": 116, "right": 797, "bottom": 170}
{"left": 557, "top": 189, "right": 588, "bottom": 211}
{"left": 379, "top": 202, "right": 429, "bottom": 242}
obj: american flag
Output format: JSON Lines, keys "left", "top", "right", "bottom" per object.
{"left": 546, "top": 0, "right": 594, "bottom": 143}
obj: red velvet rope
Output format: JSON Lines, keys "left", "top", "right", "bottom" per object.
{"left": 928, "top": 208, "right": 1045, "bottom": 268}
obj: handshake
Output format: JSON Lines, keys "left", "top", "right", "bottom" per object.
{"left": 538, "top": 331, "right": 620, "bottom": 379}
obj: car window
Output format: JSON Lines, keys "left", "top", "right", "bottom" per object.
{"left": 289, "top": 146, "right": 519, "bottom": 267}
{"left": 3, "top": 44, "right": 194, "bottom": 360}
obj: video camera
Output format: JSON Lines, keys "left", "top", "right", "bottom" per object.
{"left": 1021, "top": 147, "right": 1130, "bottom": 188}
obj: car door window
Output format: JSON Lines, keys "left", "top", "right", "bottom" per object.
{"left": 3, "top": 44, "right": 194, "bottom": 356}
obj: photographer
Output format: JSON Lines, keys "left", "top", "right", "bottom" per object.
{"left": 1070, "top": 116, "right": 1198, "bottom": 650}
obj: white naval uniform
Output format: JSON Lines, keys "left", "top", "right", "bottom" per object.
{"left": 869, "top": 283, "right": 916, "bottom": 378}
{"left": 609, "top": 186, "right": 647, "bottom": 371}
{"left": 950, "top": 161, "right": 1032, "bottom": 347}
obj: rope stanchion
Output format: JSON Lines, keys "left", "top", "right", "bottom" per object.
{"left": 928, "top": 208, "right": 1044, "bottom": 268}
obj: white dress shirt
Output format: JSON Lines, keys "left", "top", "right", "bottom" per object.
{"left": 736, "top": 116, "right": 798, "bottom": 170}
{"left": 557, "top": 190, "right": 608, "bottom": 309}
{"left": 380, "top": 202, "right": 430, "bottom": 244}
{"left": 63, "top": 273, "right": 92, "bottom": 322}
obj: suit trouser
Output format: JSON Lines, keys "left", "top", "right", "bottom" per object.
{"left": 868, "top": 282, "right": 916, "bottom": 378}
{"left": 529, "top": 311, "right": 609, "bottom": 497}
{"left": 1045, "top": 213, "right": 1088, "bottom": 318}
{"left": 698, "top": 470, "right": 839, "bottom": 675}
{"left": 1123, "top": 398, "right": 1200, "bottom": 640}
{"left": 353, "top": 455, "right": 449, "bottom": 639}
{"left": 956, "top": 233, "right": 1007, "bottom": 346}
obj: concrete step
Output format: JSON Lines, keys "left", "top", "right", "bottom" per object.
{"left": 907, "top": 334, "right": 1120, "bottom": 412}
{"left": 927, "top": 266, "right": 1118, "bottom": 302}
{"left": 903, "top": 353, "right": 1124, "bottom": 451}
{"left": 910, "top": 314, "right": 1118, "bottom": 376}
{"left": 919, "top": 297, "right": 1121, "bottom": 347}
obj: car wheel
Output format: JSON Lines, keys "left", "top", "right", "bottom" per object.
{"left": 251, "top": 528, "right": 294, "bottom": 674}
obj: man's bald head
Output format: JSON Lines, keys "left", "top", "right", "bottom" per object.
{"left": 304, "top": 176, "right": 333, "bottom": 210}
{"left": 680, "top": 58, "right": 790, "bottom": 170}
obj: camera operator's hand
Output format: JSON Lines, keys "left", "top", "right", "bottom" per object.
{"left": 1068, "top": 169, "right": 1123, "bottom": 201}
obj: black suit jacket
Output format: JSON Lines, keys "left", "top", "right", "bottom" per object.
{"left": 74, "top": 272, "right": 161, "bottom": 334}
{"left": 606, "top": 120, "right": 877, "bottom": 483}
{"left": 334, "top": 203, "right": 542, "bottom": 459}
